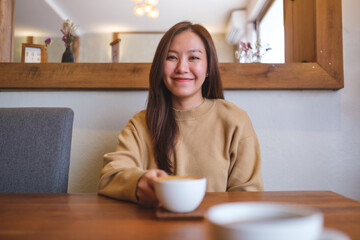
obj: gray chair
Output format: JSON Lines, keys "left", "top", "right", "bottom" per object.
{"left": 0, "top": 108, "right": 74, "bottom": 193}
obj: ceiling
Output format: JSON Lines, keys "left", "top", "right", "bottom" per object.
{"left": 15, "top": 0, "right": 249, "bottom": 37}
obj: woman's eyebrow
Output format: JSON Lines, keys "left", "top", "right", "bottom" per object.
{"left": 168, "top": 49, "right": 178, "bottom": 54}
{"left": 188, "top": 49, "right": 203, "bottom": 54}
{"left": 168, "top": 49, "right": 203, "bottom": 54}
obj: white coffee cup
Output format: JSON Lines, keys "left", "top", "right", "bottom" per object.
{"left": 206, "top": 202, "right": 324, "bottom": 240}
{"left": 154, "top": 176, "right": 206, "bottom": 213}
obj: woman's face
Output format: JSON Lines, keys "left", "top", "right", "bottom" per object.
{"left": 163, "top": 30, "right": 208, "bottom": 109}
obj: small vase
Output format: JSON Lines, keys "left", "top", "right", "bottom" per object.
{"left": 61, "top": 46, "right": 75, "bottom": 63}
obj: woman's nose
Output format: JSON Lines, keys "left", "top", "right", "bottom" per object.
{"left": 175, "top": 58, "right": 189, "bottom": 73}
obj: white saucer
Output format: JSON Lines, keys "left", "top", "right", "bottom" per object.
{"left": 206, "top": 202, "right": 351, "bottom": 240}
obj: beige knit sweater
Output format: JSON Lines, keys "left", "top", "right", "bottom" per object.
{"left": 98, "top": 98, "right": 263, "bottom": 203}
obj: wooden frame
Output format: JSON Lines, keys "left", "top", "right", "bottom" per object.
{"left": 21, "top": 43, "right": 45, "bottom": 63}
{"left": 0, "top": 0, "right": 343, "bottom": 90}
{"left": 0, "top": 0, "right": 15, "bottom": 62}
{"left": 284, "top": 0, "right": 317, "bottom": 63}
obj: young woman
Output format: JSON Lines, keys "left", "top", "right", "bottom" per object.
{"left": 98, "top": 21, "right": 263, "bottom": 207}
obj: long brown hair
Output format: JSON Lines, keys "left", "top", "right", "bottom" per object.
{"left": 146, "top": 21, "right": 224, "bottom": 174}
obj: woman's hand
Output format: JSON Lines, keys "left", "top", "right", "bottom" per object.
{"left": 136, "top": 169, "right": 168, "bottom": 208}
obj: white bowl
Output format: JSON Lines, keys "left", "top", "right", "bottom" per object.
{"left": 154, "top": 176, "right": 206, "bottom": 213}
{"left": 206, "top": 202, "right": 324, "bottom": 240}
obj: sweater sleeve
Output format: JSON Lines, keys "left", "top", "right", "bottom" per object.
{"left": 98, "top": 118, "right": 147, "bottom": 202}
{"left": 227, "top": 114, "right": 264, "bottom": 192}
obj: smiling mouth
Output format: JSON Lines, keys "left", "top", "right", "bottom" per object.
{"left": 173, "top": 77, "right": 193, "bottom": 82}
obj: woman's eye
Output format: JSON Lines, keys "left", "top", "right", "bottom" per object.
{"left": 189, "top": 56, "right": 200, "bottom": 60}
{"left": 166, "top": 55, "right": 177, "bottom": 60}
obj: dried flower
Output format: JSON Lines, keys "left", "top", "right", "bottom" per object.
{"left": 247, "top": 42, "right": 252, "bottom": 49}
{"left": 44, "top": 37, "right": 52, "bottom": 50}
{"left": 240, "top": 41, "right": 248, "bottom": 51}
{"left": 60, "top": 19, "right": 78, "bottom": 47}
{"left": 235, "top": 40, "right": 271, "bottom": 63}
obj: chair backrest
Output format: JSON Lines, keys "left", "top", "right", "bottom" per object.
{"left": 0, "top": 108, "right": 74, "bottom": 193}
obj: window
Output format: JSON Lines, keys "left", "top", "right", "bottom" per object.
{"left": 258, "top": 0, "right": 285, "bottom": 63}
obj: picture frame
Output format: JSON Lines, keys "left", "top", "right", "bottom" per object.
{"left": 21, "top": 43, "right": 45, "bottom": 63}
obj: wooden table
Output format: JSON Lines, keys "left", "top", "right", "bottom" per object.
{"left": 0, "top": 191, "right": 359, "bottom": 240}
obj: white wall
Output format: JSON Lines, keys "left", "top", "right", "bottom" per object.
{"left": 14, "top": 33, "right": 233, "bottom": 63}
{"left": 78, "top": 32, "right": 233, "bottom": 63}
{"left": 2, "top": 0, "right": 359, "bottom": 200}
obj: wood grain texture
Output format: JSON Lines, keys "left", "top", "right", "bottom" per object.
{"left": 316, "top": 0, "right": 344, "bottom": 85}
{"left": 0, "top": 62, "right": 341, "bottom": 90}
{"left": 155, "top": 206, "right": 205, "bottom": 220}
{"left": 0, "top": 0, "right": 15, "bottom": 62}
{"left": 284, "top": 0, "right": 316, "bottom": 63}
{"left": 0, "top": 191, "right": 358, "bottom": 240}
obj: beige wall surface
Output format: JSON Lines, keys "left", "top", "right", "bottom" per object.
{"left": 2, "top": 0, "right": 360, "bottom": 201}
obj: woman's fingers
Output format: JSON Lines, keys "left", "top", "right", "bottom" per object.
{"left": 147, "top": 169, "right": 168, "bottom": 188}
{"left": 136, "top": 169, "right": 169, "bottom": 208}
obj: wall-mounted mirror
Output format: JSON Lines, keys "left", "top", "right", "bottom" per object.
{"left": 0, "top": 0, "right": 343, "bottom": 90}
{"left": 13, "top": 0, "right": 284, "bottom": 64}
